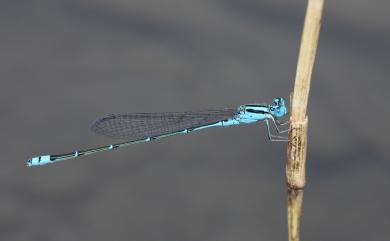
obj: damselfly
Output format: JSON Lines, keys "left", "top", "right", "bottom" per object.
{"left": 27, "top": 97, "right": 289, "bottom": 167}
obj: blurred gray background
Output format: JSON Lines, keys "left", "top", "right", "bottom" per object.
{"left": 1, "top": 0, "right": 389, "bottom": 240}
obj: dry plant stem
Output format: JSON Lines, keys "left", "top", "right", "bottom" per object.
{"left": 287, "top": 118, "right": 308, "bottom": 189}
{"left": 287, "top": 119, "right": 307, "bottom": 241}
{"left": 287, "top": 0, "right": 324, "bottom": 241}
{"left": 287, "top": 188, "right": 304, "bottom": 241}
{"left": 291, "top": 0, "right": 323, "bottom": 123}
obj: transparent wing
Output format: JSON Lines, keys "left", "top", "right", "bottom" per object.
{"left": 90, "top": 108, "right": 238, "bottom": 140}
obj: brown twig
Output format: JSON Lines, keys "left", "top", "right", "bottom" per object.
{"left": 286, "top": 0, "right": 324, "bottom": 241}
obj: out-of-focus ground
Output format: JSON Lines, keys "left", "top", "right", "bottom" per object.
{"left": 1, "top": 0, "right": 389, "bottom": 240}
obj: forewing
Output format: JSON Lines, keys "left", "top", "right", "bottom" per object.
{"left": 90, "top": 108, "right": 238, "bottom": 140}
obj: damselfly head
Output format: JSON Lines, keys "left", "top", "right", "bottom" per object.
{"left": 270, "top": 97, "right": 287, "bottom": 118}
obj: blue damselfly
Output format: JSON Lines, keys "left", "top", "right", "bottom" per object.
{"left": 27, "top": 97, "right": 288, "bottom": 167}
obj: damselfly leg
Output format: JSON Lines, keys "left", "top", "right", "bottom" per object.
{"left": 272, "top": 117, "right": 290, "bottom": 134}
{"left": 276, "top": 119, "right": 290, "bottom": 126}
{"left": 264, "top": 119, "right": 288, "bottom": 141}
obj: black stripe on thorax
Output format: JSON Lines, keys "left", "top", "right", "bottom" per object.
{"left": 245, "top": 109, "right": 268, "bottom": 114}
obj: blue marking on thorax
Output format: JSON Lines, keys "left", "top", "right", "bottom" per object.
{"left": 236, "top": 105, "right": 271, "bottom": 124}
